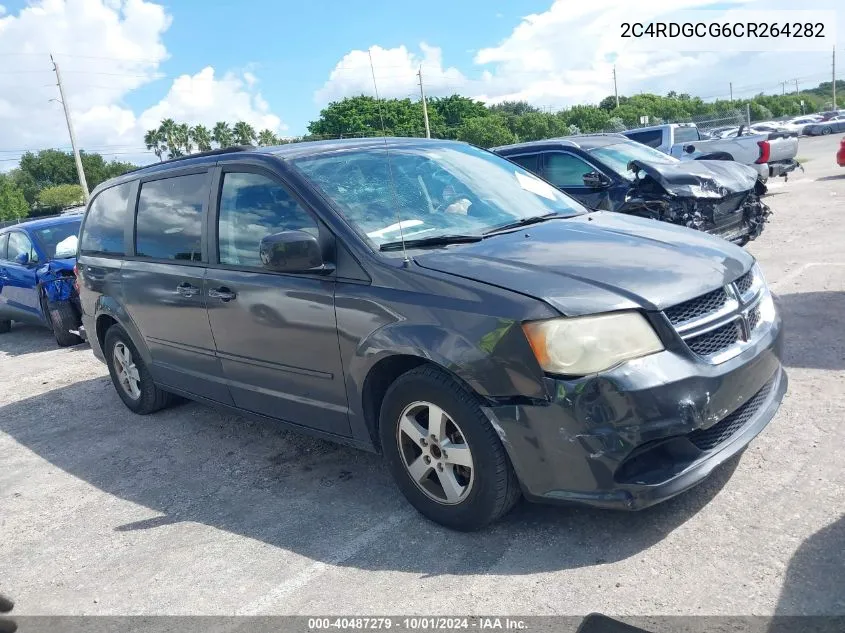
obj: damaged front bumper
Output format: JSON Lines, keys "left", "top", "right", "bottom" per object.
{"left": 769, "top": 159, "right": 803, "bottom": 179}
{"left": 485, "top": 308, "right": 785, "bottom": 510}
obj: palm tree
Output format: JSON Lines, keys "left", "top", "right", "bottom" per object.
{"left": 144, "top": 128, "right": 165, "bottom": 161}
{"left": 257, "top": 129, "right": 277, "bottom": 147}
{"left": 212, "top": 121, "right": 234, "bottom": 148}
{"left": 159, "top": 118, "right": 179, "bottom": 158}
{"left": 233, "top": 121, "right": 256, "bottom": 146}
{"left": 175, "top": 123, "right": 193, "bottom": 155}
{"left": 191, "top": 125, "right": 212, "bottom": 152}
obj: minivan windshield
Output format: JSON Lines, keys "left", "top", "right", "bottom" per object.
{"left": 589, "top": 141, "right": 679, "bottom": 181}
{"left": 291, "top": 143, "right": 586, "bottom": 248}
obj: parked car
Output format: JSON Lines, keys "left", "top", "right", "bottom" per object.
{"left": 837, "top": 137, "right": 845, "bottom": 166}
{"left": 803, "top": 115, "right": 845, "bottom": 136}
{"left": 622, "top": 122, "right": 800, "bottom": 181}
{"left": 781, "top": 115, "right": 823, "bottom": 134}
{"left": 493, "top": 135, "right": 770, "bottom": 245}
{"left": 0, "top": 214, "right": 85, "bottom": 346}
{"left": 77, "top": 140, "right": 787, "bottom": 530}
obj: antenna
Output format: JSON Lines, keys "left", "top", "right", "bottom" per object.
{"left": 369, "top": 49, "right": 410, "bottom": 265}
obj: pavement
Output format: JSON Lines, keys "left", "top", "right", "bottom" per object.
{"left": 1, "top": 135, "right": 843, "bottom": 617}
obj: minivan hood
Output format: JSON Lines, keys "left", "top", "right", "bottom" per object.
{"left": 630, "top": 159, "right": 758, "bottom": 199}
{"left": 414, "top": 212, "right": 752, "bottom": 316}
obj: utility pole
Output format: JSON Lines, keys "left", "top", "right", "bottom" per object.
{"left": 833, "top": 46, "right": 837, "bottom": 108}
{"left": 794, "top": 78, "right": 799, "bottom": 95}
{"left": 613, "top": 65, "right": 619, "bottom": 108}
{"left": 50, "top": 55, "right": 89, "bottom": 203}
{"left": 780, "top": 81, "right": 787, "bottom": 95}
{"left": 729, "top": 82, "right": 733, "bottom": 103}
{"left": 417, "top": 66, "right": 431, "bottom": 139}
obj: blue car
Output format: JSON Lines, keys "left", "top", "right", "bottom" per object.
{"left": 0, "top": 213, "right": 85, "bottom": 346}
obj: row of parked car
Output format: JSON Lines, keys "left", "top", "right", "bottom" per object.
{"left": 1, "top": 134, "right": 787, "bottom": 530}
{"left": 706, "top": 110, "right": 845, "bottom": 139}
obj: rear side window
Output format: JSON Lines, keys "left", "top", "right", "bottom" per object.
{"left": 507, "top": 154, "right": 539, "bottom": 173}
{"left": 136, "top": 173, "right": 207, "bottom": 262}
{"left": 80, "top": 182, "right": 133, "bottom": 255}
{"left": 624, "top": 129, "right": 663, "bottom": 148}
{"left": 673, "top": 126, "right": 700, "bottom": 143}
{"left": 217, "top": 172, "right": 317, "bottom": 268}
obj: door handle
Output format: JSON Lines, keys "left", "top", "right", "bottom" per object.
{"left": 176, "top": 282, "right": 200, "bottom": 297}
{"left": 208, "top": 286, "right": 236, "bottom": 302}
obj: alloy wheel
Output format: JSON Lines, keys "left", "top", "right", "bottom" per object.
{"left": 113, "top": 342, "right": 141, "bottom": 400}
{"left": 396, "top": 400, "right": 475, "bottom": 505}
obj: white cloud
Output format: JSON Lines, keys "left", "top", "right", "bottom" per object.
{"left": 317, "top": 0, "right": 844, "bottom": 112}
{"left": 0, "top": 0, "right": 286, "bottom": 169}
{"left": 314, "top": 43, "right": 467, "bottom": 105}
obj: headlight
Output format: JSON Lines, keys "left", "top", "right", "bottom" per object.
{"left": 522, "top": 311, "right": 664, "bottom": 375}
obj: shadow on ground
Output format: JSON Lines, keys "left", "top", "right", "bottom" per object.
{"left": 814, "top": 174, "right": 845, "bottom": 182}
{"left": 0, "top": 377, "right": 742, "bottom": 577}
{"left": 776, "top": 291, "right": 845, "bottom": 371}
{"left": 0, "top": 323, "right": 87, "bottom": 358}
{"left": 770, "top": 515, "right": 845, "bottom": 626}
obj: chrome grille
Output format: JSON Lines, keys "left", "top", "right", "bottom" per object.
{"left": 687, "top": 375, "right": 775, "bottom": 450}
{"left": 661, "top": 265, "right": 771, "bottom": 364}
{"left": 664, "top": 288, "right": 728, "bottom": 326}
{"left": 686, "top": 321, "right": 741, "bottom": 357}
{"left": 735, "top": 269, "right": 754, "bottom": 296}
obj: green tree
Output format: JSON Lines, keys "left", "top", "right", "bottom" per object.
{"left": 456, "top": 116, "right": 516, "bottom": 148}
{"left": 489, "top": 101, "right": 541, "bottom": 117}
{"left": 159, "top": 118, "right": 179, "bottom": 158}
{"left": 37, "top": 184, "right": 84, "bottom": 211}
{"left": 233, "top": 121, "right": 257, "bottom": 145}
{"left": 0, "top": 176, "right": 30, "bottom": 221}
{"left": 191, "top": 125, "right": 213, "bottom": 152}
{"left": 212, "top": 121, "right": 234, "bottom": 148}
{"left": 257, "top": 129, "right": 278, "bottom": 146}
{"left": 144, "top": 128, "right": 165, "bottom": 161}
{"left": 174, "top": 123, "right": 193, "bottom": 155}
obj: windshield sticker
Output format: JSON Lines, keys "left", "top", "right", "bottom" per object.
{"left": 366, "top": 219, "right": 424, "bottom": 238}
{"left": 514, "top": 171, "right": 557, "bottom": 201}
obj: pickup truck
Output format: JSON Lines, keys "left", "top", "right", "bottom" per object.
{"left": 622, "top": 123, "right": 800, "bottom": 182}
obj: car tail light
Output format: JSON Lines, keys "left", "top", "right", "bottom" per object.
{"left": 756, "top": 140, "right": 771, "bottom": 164}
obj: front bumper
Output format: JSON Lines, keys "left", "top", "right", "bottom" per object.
{"left": 485, "top": 308, "right": 786, "bottom": 510}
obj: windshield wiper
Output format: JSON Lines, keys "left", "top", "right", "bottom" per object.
{"left": 483, "top": 212, "right": 567, "bottom": 236}
{"left": 379, "top": 234, "right": 482, "bottom": 251}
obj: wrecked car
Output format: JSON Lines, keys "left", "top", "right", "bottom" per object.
{"left": 0, "top": 214, "right": 85, "bottom": 347}
{"left": 78, "top": 139, "right": 785, "bottom": 530}
{"left": 493, "top": 134, "right": 771, "bottom": 245}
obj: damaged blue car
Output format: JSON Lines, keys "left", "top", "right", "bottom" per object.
{"left": 0, "top": 214, "right": 85, "bottom": 346}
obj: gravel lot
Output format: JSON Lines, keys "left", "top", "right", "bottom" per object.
{"left": 1, "top": 135, "right": 843, "bottom": 617}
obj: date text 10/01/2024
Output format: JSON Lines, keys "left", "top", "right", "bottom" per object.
{"left": 307, "top": 618, "right": 528, "bottom": 630}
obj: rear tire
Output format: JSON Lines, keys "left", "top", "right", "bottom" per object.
{"left": 104, "top": 325, "right": 173, "bottom": 414}
{"left": 0, "top": 320, "right": 10, "bottom": 334}
{"left": 379, "top": 365, "right": 520, "bottom": 531}
{"left": 46, "top": 299, "right": 83, "bottom": 347}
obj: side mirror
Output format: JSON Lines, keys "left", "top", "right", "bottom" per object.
{"left": 259, "top": 230, "right": 331, "bottom": 274}
{"left": 582, "top": 171, "right": 609, "bottom": 188}
{"left": 14, "top": 252, "right": 29, "bottom": 266}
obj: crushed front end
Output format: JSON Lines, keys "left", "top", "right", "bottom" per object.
{"left": 485, "top": 266, "right": 787, "bottom": 510}
{"left": 619, "top": 160, "right": 772, "bottom": 245}
{"left": 37, "top": 260, "right": 84, "bottom": 337}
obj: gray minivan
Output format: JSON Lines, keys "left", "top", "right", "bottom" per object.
{"left": 76, "top": 139, "right": 787, "bottom": 530}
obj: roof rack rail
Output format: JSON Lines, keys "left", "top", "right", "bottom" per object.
{"left": 128, "top": 145, "right": 256, "bottom": 173}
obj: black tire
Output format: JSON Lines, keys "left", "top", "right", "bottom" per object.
{"left": 104, "top": 325, "right": 173, "bottom": 414}
{"left": 0, "top": 320, "right": 10, "bottom": 334}
{"left": 46, "top": 299, "right": 83, "bottom": 347}
{"left": 379, "top": 365, "right": 520, "bottom": 531}
{"left": 822, "top": 126, "right": 833, "bottom": 135}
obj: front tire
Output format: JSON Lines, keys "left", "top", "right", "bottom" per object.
{"left": 379, "top": 365, "right": 520, "bottom": 531}
{"left": 822, "top": 126, "right": 833, "bottom": 135}
{"left": 104, "top": 325, "right": 173, "bottom": 414}
{"left": 46, "top": 299, "right": 83, "bottom": 347}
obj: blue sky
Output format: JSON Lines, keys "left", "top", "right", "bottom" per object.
{"left": 0, "top": 0, "right": 841, "bottom": 166}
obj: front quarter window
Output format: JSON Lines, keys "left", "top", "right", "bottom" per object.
{"left": 291, "top": 143, "right": 586, "bottom": 249}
